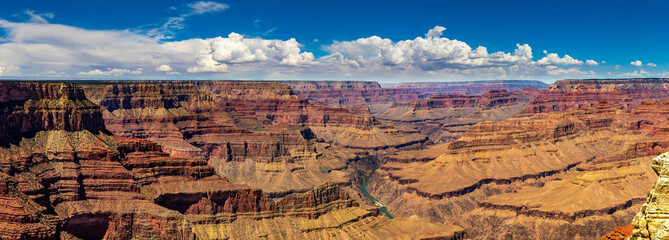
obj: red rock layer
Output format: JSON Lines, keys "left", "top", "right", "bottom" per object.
{"left": 81, "top": 82, "right": 296, "bottom": 162}
{"left": 281, "top": 81, "right": 423, "bottom": 110}
{"left": 0, "top": 82, "right": 105, "bottom": 146}
{"left": 0, "top": 81, "right": 463, "bottom": 240}
{"left": 600, "top": 225, "right": 633, "bottom": 240}
{"left": 393, "top": 80, "right": 549, "bottom": 96}
{"left": 520, "top": 78, "right": 669, "bottom": 115}
{"left": 369, "top": 99, "right": 669, "bottom": 239}
{"left": 375, "top": 89, "right": 537, "bottom": 143}
{"left": 192, "top": 81, "right": 362, "bottom": 126}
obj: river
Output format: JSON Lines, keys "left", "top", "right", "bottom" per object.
{"left": 360, "top": 168, "right": 393, "bottom": 219}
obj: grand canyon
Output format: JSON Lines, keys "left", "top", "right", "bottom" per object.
{"left": 0, "top": 1, "right": 666, "bottom": 239}
{"left": 0, "top": 78, "right": 667, "bottom": 239}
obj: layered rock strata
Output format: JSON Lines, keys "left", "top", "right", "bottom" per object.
{"left": 628, "top": 152, "right": 669, "bottom": 240}
{"left": 393, "top": 80, "right": 549, "bottom": 96}
{"left": 520, "top": 78, "right": 669, "bottom": 115}
{"left": 282, "top": 81, "right": 424, "bottom": 113}
{"left": 376, "top": 89, "right": 539, "bottom": 143}
{"left": 0, "top": 81, "right": 463, "bottom": 240}
{"left": 369, "top": 97, "right": 669, "bottom": 239}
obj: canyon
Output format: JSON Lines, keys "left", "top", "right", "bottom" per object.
{"left": 0, "top": 81, "right": 465, "bottom": 239}
{"left": 1, "top": 78, "right": 667, "bottom": 239}
{"left": 367, "top": 78, "right": 669, "bottom": 239}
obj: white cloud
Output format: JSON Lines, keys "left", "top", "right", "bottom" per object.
{"left": 78, "top": 68, "right": 143, "bottom": 76}
{"left": 536, "top": 53, "right": 583, "bottom": 65}
{"left": 585, "top": 60, "right": 598, "bottom": 66}
{"left": 187, "top": 32, "right": 314, "bottom": 73}
{"left": 324, "top": 26, "right": 534, "bottom": 71}
{"left": 544, "top": 65, "right": 594, "bottom": 76}
{"left": 0, "top": 66, "right": 4, "bottom": 75}
{"left": 425, "top": 26, "right": 446, "bottom": 38}
{"left": 647, "top": 63, "right": 657, "bottom": 67}
{"left": 614, "top": 65, "right": 621, "bottom": 70}
{"left": 630, "top": 60, "right": 642, "bottom": 66}
{"left": 143, "top": 1, "right": 229, "bottom": 39}
{"left": 155, "top": 64, "right": 173, "bottom": 72}
{"left": 187, "top": 1, "right": 229, "bottom": 15}
{"left": 24, "top": 10, "right": 54, "bottom": 23}
{"left": 0, "top": 21, "right": 603, "bottom": 80}
{"left": 620, "top": 69, "right": 650, "bottom": 77}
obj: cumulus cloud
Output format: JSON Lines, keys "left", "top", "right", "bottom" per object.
{"left": 0, "top": 20, "right": 603, "bottom": 80}
{"left": 630, "top": 60, "right": 642, "bottom": 66}
{"left": 324, "top": 26, "right": 534, "bottom": 72}
{"left": 426, "top": 26, "right": 446, "bottom": 38}
{"left": 614, "top": 65, "right": 621, "bottom": 70}
{"left": 585, "top": 60, "right": 598, "bottom": 66}
{"left": 647, "top": 63, "right": 657, "bottom": 67}
{"left": 187, "top": 32, "right": 314, "bottom": 73}
{"left": 78, "top": 68, "right": 143, "bottom": 76}
{"left": 0, "top": 66, "right": 4, "bottom": 75}
{"left": 155, "top": 64, "right": 173, "bottom": 72}
{"left": 536, "top": 53, "right": 583, "bottom": 65}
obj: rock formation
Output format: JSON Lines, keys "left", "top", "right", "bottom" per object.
{"left": 0, "top": 81, "right": 463, "bottom": 240}
{"left": 282, "top": 81, "right": 424, "bottom": 113}
{"left": 79, "top": 80, "right": 426, "bottom": 202}
{"left": 520, "top": 78, "right": 669, "bottom": 115}
{"left": 368, "top": 79, "right": 669, "bottom": 239}
{"left": 376, "top": 89, "right": 539, "bottom": 143}
{"left": 392, "top": 80, "right": 549, "bottom": 96}
{"left": 628, "top": 152, "right": 669, "bottom": 240}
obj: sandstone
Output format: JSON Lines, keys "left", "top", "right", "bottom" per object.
{"left": 369, "top": 87, "right": 669, "bottom": 239}
{"left": 392, "top": 80, "right": 549, "bottom": 96}
{"left": 282, "top": 81, "right": 424, "bottom": 113}
{"left": 520, "top": 78, "right": 669, "bottom": 115}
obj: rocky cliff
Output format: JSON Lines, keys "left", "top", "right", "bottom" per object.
{"left": 520, "top": 78, "right": 669, "bottom": 115}
{"left": 80, "top": 81, "right": 426, "bottom": 201}
{"left": 368, "top": 81, "right": 669, "bottom": 239}
{"left": 376, "top": 89, "right": 538, "bottom": 143}
{"left": 282, "top": 81, "right": 424, "bottom": 113}
{"left": 628, "top": 152, "right": 669, "bottom": 240}
{"left": 393, "top": 80, "right": 549, "bottom": 96}
{"left": 0, "top": 81, "right": 463, "bottom": 240}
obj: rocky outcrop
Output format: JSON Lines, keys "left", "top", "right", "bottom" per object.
{"left": 282, "top": 81, "right": 424, "bottom": 113}
{"left": 0, "top": 82, "right": 105, "bottom": 146}
{"left": 392, "top": 80, "right": 549, "bottom": 96}
{"left": 629, "top": 152, "right": 669, "bottom": 240}
{"left": 376, "top": 89, "right": 538, "bottom": 143}
{"left": 520, "top": 78, "right": 669, "bottom": 115}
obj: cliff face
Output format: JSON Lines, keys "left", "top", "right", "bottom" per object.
{"left": 369, "top": 79, "right": 669, "bottom": 239}
{"left": 376, "top": 89, "right": 538, "bottom": 143}
{"left": 393, "top": 80, "right": 549, "bottom": 96}
{"left": 0, "top": 81, "right": 463, "bottom": 240}
{"left": 520, "top": 78, "right": 669, "bottom": 115}
{"left": 0, "top": 82, "right": 105, "bottom": 146}
{"left": 629, "top": 152, "right": 669, "bottom": 240}
{"left": 81, "top": 82, "right": 292, "bottom": 162}
{"left": 282, "top": 81, "right": 424, "bottom": 113}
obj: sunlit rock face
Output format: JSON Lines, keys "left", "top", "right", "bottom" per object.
{"left": 629, "top": 152, "right": 669, "bottom": 240}
{"left": 368, "top": 78, "right": 669, "bottom": 239}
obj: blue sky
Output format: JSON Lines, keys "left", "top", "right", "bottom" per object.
{"left": 0, "top": 0, "right": 666, "bottom": 82}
